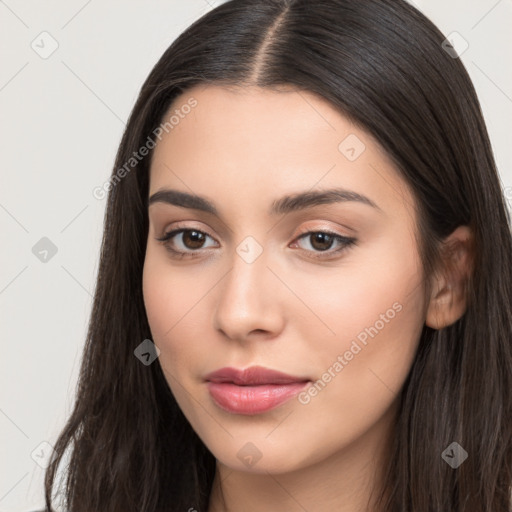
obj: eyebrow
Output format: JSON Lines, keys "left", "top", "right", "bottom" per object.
{"left": 147, "top": 187, "right": 381, "bottom": 216}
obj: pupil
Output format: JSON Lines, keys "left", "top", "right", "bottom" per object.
{"left": 311, "top": 233, "right": 333, "bottom": 251}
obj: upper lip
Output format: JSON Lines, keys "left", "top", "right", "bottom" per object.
{"left": 205, "top": 365, "right": 310, "bottom": 385}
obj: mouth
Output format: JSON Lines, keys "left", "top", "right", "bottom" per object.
{"left": 204, "top": 366, "right": 311, "bottom": 415}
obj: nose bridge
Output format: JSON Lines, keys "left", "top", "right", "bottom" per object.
{"left": 213, "top": 238, "right": 282, "bottom": 339}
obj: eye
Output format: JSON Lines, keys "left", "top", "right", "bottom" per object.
{"left": 156, "top": 228, "right": 217, "bottom": 258}
{"left": 155, "top": 226, "right": 356, "bottom": 261}
{"left": 291, "top": 230, "right": 356, "bottom": 259}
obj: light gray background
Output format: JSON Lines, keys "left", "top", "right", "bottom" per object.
{"left": 1, "top": 1, "right": 511, "bottom": 510}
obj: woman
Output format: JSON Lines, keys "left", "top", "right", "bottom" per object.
{"left": 43, "top": 0, "right": 512, "bottom": 510}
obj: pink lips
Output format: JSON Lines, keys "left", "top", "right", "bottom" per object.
{"left": 205, "top": 366, "right": 310, "bottom": 415}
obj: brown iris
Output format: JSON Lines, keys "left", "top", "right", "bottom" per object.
{"left": 308, "top": 232, "right": 335, "bottom": 251}
{"left": 181, "top": 230, "right": 206, "bottom": 249}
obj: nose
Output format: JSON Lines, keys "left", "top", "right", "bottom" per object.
{"left": 212, "top": 246, "right": 285, "bottom": 343}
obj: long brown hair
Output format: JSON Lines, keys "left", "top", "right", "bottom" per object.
{"left": 44, "top": 0, "right": 512, "bottom": 510}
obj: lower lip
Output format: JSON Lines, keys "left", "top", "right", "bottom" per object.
{"left": 206, "top": 381, "right": 310, "bottom": 415}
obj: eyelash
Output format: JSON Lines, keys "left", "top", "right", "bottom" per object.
{"left": 155, "top": 225, "right": 356, "bottom": 261}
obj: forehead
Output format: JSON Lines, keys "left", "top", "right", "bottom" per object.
{"left": 148, "top": 84, "right": 416, "bottom": 219}
{"left": 162, "top": 83, "right": 349, "bottom": 148}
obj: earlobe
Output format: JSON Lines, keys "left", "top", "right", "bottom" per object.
{"left": 425, "top": 225, "right": 474, "bottom": 330}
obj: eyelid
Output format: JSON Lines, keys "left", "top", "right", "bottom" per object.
{"left": 156, "top": 221, "right": 216, "bottom": 239}
{"left": 157, "top": 220, "right": 354, "bottom": 240}
{"left": 294, "top": 224, "right": 352, "bottom": 238}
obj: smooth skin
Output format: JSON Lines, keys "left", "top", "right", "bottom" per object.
{"left": 142, "top": 84, "right": 473, "bottom": 512}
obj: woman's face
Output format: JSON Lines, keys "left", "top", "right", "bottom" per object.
{"left": 143, "top": 84, "right": 427, "bottom": 475}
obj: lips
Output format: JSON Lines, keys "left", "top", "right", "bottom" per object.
{"left": 205, "top": 365, "right": 309, "bottom": 385}
{"left": 204, "top": 366, "right": 311, "bottom": 415}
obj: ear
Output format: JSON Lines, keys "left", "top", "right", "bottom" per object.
{"left": 425, "top": 225, "right": 474, "bottom": 330}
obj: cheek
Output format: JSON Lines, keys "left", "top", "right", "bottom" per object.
{"left": 142, "top": 249, "right": 214, "bottom": 374}
{"left": 142, "top": 255, "right": 175, "bottom": 343}
{"left": 142, "top": 250, "right": 219, "bottom": 428}
{"left": 292, "top": 233, "right": 425, "bottom": 399}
